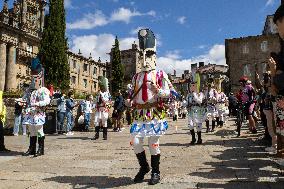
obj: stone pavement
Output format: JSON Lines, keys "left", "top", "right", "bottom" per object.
{"left": 0, "top": 118, "right": 284, "bottom": 189}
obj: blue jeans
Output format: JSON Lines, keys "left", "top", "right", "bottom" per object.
{"left": 57, "top": 112, "right": 66, "bottom": 132}
{"left": 84, "top": 113, "right": 91, "bottom": 129}
{"left": 13, "top": 114, "right": 22, "bottom": 134}
{"left": 66, "top": 112, "right": 74, "bottom": 132}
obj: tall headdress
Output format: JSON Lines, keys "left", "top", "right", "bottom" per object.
{"left": 30, "top": 56, "right": 44, "bottom": 90}
{"left": 214, "top": 76, "right": 225, "bottom": 93}
{"left": 98, "top": 76, "right": 109, "bottom": 92}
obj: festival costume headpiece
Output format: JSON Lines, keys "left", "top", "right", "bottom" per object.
{"left": 98, "top": 76, "right": 109, "bottom": 92}
{"left": 30, "top": 56, "right": 44, "bottom": 90}
{"left": 214, "top": 76, "right": 225, "bottom": 93}
{"left": 138, "top": 29, "right": 157, "bottom": 72}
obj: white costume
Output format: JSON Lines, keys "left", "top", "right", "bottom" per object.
{"left": 92, "top": 76, "right": 111, "bottom": 140}
{"left": 216, "top": 92, "right": 228, "bottom": 126}
{"left": 129, "top": 29, "right": 174, "bottom": 185}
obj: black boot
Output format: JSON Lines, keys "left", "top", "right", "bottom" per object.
{"left": 134, "top": 151, "right": 150, "bottom": 183}
{"left": 103, "top": 127, "right": 107, "bottom": 140}
{"left": 91, "top": 126, "right": 100, "bottom": 140}
{"left": 220, "top": 121, "right": 224, "bottom": 127}
{"left": 22, "top": 136, "right": 37, "bottom": 156}
{"left": 149, "top": 154, "right": 161, "bottom": 185}
{"left": 190, "top": 129, "right": 196, "bottom": 145}
{"left": 196, "top": 131, "right": 202, "bottom": 144}
{"left": 211, "top": 120, "right": 216, "bottom": 132}
{"left": 216, "top": 117, "right": 220, "bottom": 126}
{"left": 206, "top": 120, "right": 210, "bottom": 133}
{"left": 34, "top": 136, "right": 45, "bottom": 157}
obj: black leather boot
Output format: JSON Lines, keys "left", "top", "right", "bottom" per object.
{"left": 206, "top": 120, "right": 210, "bottom": 133}
{"left": 196, "top": 131, "right": 202, "bottom": 144}
{"left": 148, "top": 154, "right": 161, "bottom": 185}
{"left": 190, "top": 129, "right": 196, "bottom": 145}
{"left": 216, "top": 117, "right": 220, "bottom": 126}
{"left": 134, "top": 151, "right": 150, "bottom": 183}
{"left": 23, "top": 136, "right": 37, "bottom": 156}
{"left": 91, "top": 126, "right": 100, "bottom": 140}
{"left": 211, "top": 120, "right": 216, "bottom": 132}
{"left": 103, "top": 127, "right": 107, "bottom": 140}
{"left": 34, "top": 136, "right": 45, "bottom": 157}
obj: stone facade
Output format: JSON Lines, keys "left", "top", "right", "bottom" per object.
{"left": 68, "top": 51, "right": 110, "bottom": 94}
{"left": 0, "top": 0, "right": 45, "bottom": 91}
{"left": 110, "top": 43, "right": 140, "bottom": 83}
{"left": 225, "top": 15, "right": 281, "bottom": 92}
{"left": 0, "top": 1, "right": 110, "bottom": 94}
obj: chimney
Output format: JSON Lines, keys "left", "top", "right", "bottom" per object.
{"left": 174, "top": 70, "right": 176, "bottom": 76}
{"left": 199, "top": 62, "right": 205, "bottom": 67}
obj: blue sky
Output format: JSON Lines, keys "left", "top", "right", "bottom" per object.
{"left": 2, "top": 0, "right": 281, "bottom": 75}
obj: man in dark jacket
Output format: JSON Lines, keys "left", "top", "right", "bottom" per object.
{"left": 113, "top": 91, "right": 125, "bottom": 132}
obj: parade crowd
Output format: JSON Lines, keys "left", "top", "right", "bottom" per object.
{"left": 1, "top": 4, "right": 284, "bottom": 185}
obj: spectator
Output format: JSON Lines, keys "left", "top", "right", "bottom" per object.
{"left": 228, "top": 93, "right": 238, "bottom": 117}
{"left": 113, "top": 91, "right": 125, "bottom": 132}
{"left": 81, "top": 94, "right": 93, "bottom": 132}
{"left": 57, "top": 92, "right": 66, "bottom": 134}
{"left": 13, "top": 99, "right": 26, "bottom": 136}
{"left": 65, "top": 91, "right": 79, "bottom": 136}
{"left": 0, "top": 91, "right": 9, "bottom": 152}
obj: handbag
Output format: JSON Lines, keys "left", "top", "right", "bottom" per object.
{"left": 78, "top": 115, "right": 84, "bottom": 125}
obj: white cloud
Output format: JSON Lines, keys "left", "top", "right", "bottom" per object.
{"left": 110, "top": 7, "right": 155, "bottom": 23}
{"left": 67, "top": 11, "right": 108, "bottom": 30}
{"left": 70, "top": 34, "right": 137, "bottom": 62}
{"left": 65, "top": 0, "right": 75, "bottom": 9}
{"left": 157, "top": 44, "right": 226, "bottom": 75}
{"left": 177, "top": 16, "right": 186, "bottom": 24}
{"left": 68, "top": 7, "right": 156, "bottom": 30}
{"left": 265, "top": 0, "right": 275, "bottom": 6}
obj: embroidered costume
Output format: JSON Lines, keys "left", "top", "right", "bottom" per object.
{"left": 205, "top": 80, "right": 218, "bottom": 132}
{"left": 129, "top": 29, "right": 175, "bottom": 185}
{"left": 23, "top": 57, "right": 51, "bottom": 157}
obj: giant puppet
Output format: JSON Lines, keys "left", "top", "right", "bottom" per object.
{"left": 22, "top": 56, "right": 51, "bottom": 157}
{"left": 214, "top": 76, "right": 228, "bottom": 127}
{"left": 128, "top": 29, "right": 175, "bottom": 185}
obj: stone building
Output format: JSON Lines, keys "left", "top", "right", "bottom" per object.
{"left": 0, "top": 1, "right": 109, "bottom": 94}
{"left": 68, "top": 51, "right": 110, "bottom": 94}
{"left": 0, "top": 0, "right": 46, "bottom": 91}
{"left": 225, "top": 15, "right": 280, "bottom": 92}
{"left": 110, "top": 42, "right": 140, "bottom": 83}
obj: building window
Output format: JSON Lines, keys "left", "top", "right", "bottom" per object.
{"left": 261, "top": 41, "right": 268, "bottom": 52}
{"left": 103, "top": 70, "right": 106, "bottom": 77}
{"left": 73, "top": 60, "right": 77, "bottom": 69}
{"left": 27, "top": 44, "right": 33, "bottom": 53}
{"left": 93, "top": 67, "right": 97, "bottom": 76}
{"left": 94, "top": 82, "right": 97, "bottom": 90}
{"left": 83, "top": 79, "right": 87, "bottom": 88}
{"left": 71, "top": 76, "right": 76, "bottom": 84}
{"left": 242, "top": 44, "right": 249, "bottom": 54}
{"left": 83, "top": 64, "right": 88, "bottom": 72}
{"left": 243, "top": 64, "right": 252, "bottom": 77}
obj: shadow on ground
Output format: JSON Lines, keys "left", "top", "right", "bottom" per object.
{"left": 189, "top": 120, "right": 284, "bottom": 189}
{"left": 44, "top": 175, "right": 133, "bottom": 188}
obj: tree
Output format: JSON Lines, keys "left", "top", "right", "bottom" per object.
{"left": 111, "top": 37, "right": 124, "bottom": 94}
{"left": 39, "top": 0, "right": 70, "bottom": 90}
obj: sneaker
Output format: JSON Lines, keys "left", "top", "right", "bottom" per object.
{"left": 13, "top": 133, "right": 18, "bottom": 136}
{"left": 22, "top": 133, "right": 27, "bottom": 136}
{"left": 66, "top": 132, "right": 73, "bottom": 136}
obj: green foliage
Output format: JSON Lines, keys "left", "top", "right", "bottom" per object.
{"left": 111, "top": 37, "right": 124, "bottom": 94}
{"left": 39, "top": 0, "right": 70, "bottom": 90}
{"left": 3, "top": 91, "right": 23, "bottom": 98}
